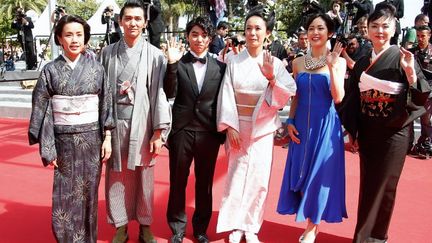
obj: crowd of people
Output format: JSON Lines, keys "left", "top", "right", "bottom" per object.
{"left": 24, "top": 0, "right": 432, "bottom": 243}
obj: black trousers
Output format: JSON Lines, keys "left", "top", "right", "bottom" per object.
{"left": 148, "top": 26, "right": 161, "bottom": 49}
{"left": 166, "top": 129, "right": 221, "bottom": 235}
{"left": 353, "top": 123, "right": 409, "bottom": 243}
{"left": 23, "top": 40, "right": 36, "bottom": 70}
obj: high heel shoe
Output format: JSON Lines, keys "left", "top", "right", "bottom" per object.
{"left": 245, "top": 232, "right": 260, "bottom": 243}
{"left": 298, "top": 234, "right": 316, "bottom": 243}
{"left": 229, "top": 230, "right": 245, "bottom": 243}
{"left": 298, "top": 229, "right": 318, "bottom": 243}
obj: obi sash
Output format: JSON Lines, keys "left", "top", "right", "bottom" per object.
{"left": 359, "top": 71, "right": 405, "bottom": 95}
{"left": 235, "top": 89, "right": 261, "bottom": 118}
{"left": 52, "top": 94, "right": 99, "bottom": 125}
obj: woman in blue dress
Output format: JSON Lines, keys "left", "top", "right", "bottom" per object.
{"left": 277, "top": 13, "right": 347, "bottom": 243}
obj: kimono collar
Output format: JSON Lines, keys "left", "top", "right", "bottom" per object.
{"left": 62, "top": 53, "right": 81, "bottom": 70}
{"left": 371, "top": 45, "right": 394, "bottom": 62}
{"left": 367, "top": 45, "right": 394, "bottom": 72}
{"left": 245, "top": 49, "right": 264, "bottom": 62}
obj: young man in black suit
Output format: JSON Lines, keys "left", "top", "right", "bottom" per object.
{"left": 164, "top": 16, "right": 226, "bottom": 243}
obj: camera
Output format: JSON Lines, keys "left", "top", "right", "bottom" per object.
{"left": 103, "top": 7, "right": 113, "bottom": 16}
{"left": 103, "top": 6, "right": 114, "bottom": 23}
{"left": 336, "top": 33, "right": 349, "bottom": 48}
{"left": 55, "top": 5, "right": 65, "bottom": 15}
{"left": 15, "top": 9, "right": 26, "bottom": 19}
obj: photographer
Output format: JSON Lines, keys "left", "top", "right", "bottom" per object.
{"left": 284, "top": 31, "right": 309, "bottom": 73}
{"left": 11, "top": 7, "right": 37, "bottom": 70}
{"left": 50, "top": 6, "right": 66, "bottom": 24}
{"left": 327, "top": 1, "right": 346, "bottom": 35}
{"left": 327, "top": 1, "right": 346, "bottom": 48}
{"left": 217, "top": 34, "right": 246, "bottom": 63}
{"left": 402, "top": 14, "right": 429, "bottom": 49}
{"left": 144, "top": 0, "right": 165, "bottom": 48}
{"left": 382, "top": 0, "right": 404, "bottom": 45}
{"left": 101, "top": 5, "right": 122, "bottom": 45}
{"left": 408, "top": 25, "right": 432, "bottom": 158}
{"left": 298, "top": 0, "right": 324, "bottom": 28}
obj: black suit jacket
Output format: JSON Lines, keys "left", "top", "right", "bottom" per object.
{"left": 164, "top": 52, "right": 226, "bottom": 137}
{"left": 382, "top": 0, "right": 404, "bottom": 34}
{"left": 209, "top": 35, "right": 225, "bottom": 55}
{"left": 11, "top": 17, "right": 34, "bottom": 42}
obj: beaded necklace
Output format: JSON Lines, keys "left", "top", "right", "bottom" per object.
{"left": 304, "top": 52, "right": 327, "bottom": 70}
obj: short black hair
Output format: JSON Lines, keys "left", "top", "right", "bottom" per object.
{"left": 120, "top": 0, "right": 146, "bottom": 20}
{"left": 186, "top": 16, "right": 215, "bottom": 39}
{"left": 305, "top": 13, "right": 335, "bottom": 35}
{"left": 245, "top": 5, "right": 276, "bottom": 32}
{"left": 54, "top": 15, "right": 91, "bottom": 46}
{"left": 217, "top": 21, "right": 229, "bottom": 30}
{"left": 368, "top": 2, "right": 396, "bottom": 26}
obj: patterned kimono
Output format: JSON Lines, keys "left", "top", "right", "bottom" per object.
{"left": 28, "top": 55, "right": 114, "bottom": 242}
{"left": 216, "top": 49, "right": 296, "bottom": 233}
{"left": 99, "top": 37, "right": 171, "bottom": 227}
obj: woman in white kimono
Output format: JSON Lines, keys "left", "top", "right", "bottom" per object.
{"left": 216, "top": 5, "right": 297, "bottom": 243}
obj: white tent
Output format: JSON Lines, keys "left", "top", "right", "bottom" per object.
{"left": 32, "top": 5, "right": 53, "bottom": 37}
{"left": 87, "top": 0, "right": 121, "bottom": 35}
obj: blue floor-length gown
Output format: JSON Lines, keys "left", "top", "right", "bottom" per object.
{"left": 277, "top": 72, "right": 347, "bottom": 224}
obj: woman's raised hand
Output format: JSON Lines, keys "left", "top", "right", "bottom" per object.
{"left": 326, "top": 41, "right": 343, "bottom": 67}
{"left": 258, "top": 50, "right": 275, "bottom": 85}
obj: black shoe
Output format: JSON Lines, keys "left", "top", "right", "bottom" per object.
{"left": 170, "top": 233, "right": 184, "bottom": 243}
{"left": 139, "top": 225, "right": 157, "bottom": 243}
{"left": 112, "top": 225, "right": 129, "bottom": 243}
{"left": 194, "top": 234, "right": 209, "bottom": 243}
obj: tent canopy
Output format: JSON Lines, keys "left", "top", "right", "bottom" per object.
{"left": 32, "top": 6, "right": 52, "bottom": 37}
{"left": 32, "top": 0, "right": 121, "bottom": 37}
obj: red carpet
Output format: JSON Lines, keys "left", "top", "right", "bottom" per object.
{"left": 0, "top": 118, "right": 430, "bottom": 243}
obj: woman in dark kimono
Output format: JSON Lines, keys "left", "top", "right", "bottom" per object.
{"left": 339, "top": 3, "right": 430, "bottom": 243}
{"left": 28, "top": 15, "right": 114, "bottom": 242}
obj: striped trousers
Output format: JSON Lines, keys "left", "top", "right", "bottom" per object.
{"left": 105, "top": 162, "right": 154, "bottom": 227}
{"left": 105, "top": 120, "right": 154, "bottom": 227}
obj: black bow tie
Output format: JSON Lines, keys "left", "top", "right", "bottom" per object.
{"left": 191, "top": 56, "right": 206, "bottom": 64}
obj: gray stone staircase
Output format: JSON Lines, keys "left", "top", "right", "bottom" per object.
{"left": 0, "top": 81, "right": 33, "bottom": 119}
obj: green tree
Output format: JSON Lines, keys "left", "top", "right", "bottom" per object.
{"left": 0, "top": 0, "right": 47, "bottom": 40}
{"left": 0, "top": 0, "right": 47, "bottom": 45}
{"left": 161, "top": 0, "right": 195, "bottom": 34}
{"left": 276, "top": 0, "right": 334, "bottom": 37}
{"left": 0, "top": 0, "right": 47, "bottom": 19}
{"left": 57, "top": 0, "right": 98, "bottom": 21}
